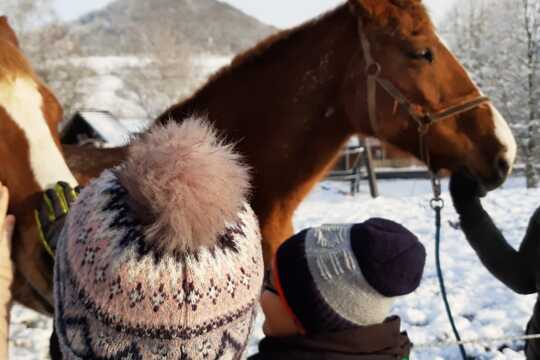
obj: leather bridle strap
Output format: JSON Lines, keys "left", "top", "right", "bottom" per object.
{"left": 425, "top": 96, "right": 491, "bottom": 123}
{"left": 357, "top": 18, "right": 490, "bottom": 162}
{"left": 358, "top": 19, "right": 380, "bottom": 134}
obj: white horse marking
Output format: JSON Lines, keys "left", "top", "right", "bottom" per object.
{"left": 489, "top": 104, "right": 517, "bottom": 173}
{"left": 0, "top": 77, "right": 78, "bottom": 189}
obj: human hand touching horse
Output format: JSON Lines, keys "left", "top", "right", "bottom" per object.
{"left": 0, "top": 182, "right": 15, "bottom": 359}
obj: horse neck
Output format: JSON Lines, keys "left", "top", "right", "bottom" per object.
{"left": 159, "top": 5, "right": 359, "bottom": 205}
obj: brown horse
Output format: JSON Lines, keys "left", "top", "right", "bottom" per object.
{"left": 157, "top": 0, "right": 516, "bottom": 260}
{"left": 66, "top": 0, "right": 517, "bottom": 263}
{"left": 0, "top": 16, "right": 79, "bottom": 314}
{"left": 8, "top": 0, "right": 518, "bottom": 314}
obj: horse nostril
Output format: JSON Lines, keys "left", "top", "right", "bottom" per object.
{"left": 495, "top": 156, "right": 510, "bottom": 178}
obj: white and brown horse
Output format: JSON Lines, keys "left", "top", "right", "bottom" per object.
{"left": 0, "top": 16, "right": 78, "bottom": 314}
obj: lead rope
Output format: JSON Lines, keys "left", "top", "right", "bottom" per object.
{"left": 426, "top": 144, "right": 468, "bottom": 360}
{"left": 355, "top": 17, "right": 481, "bottom": 359}
{"left": 416, "top": 333, "right": 540, "bottom": 350}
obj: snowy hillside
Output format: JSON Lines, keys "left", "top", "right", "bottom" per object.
{"left": 68, "top": 0, "right": 275, "bottom": 56}
{"left": 47, "top": 54, "right": 232, "bottom": 121}
{"left": 10, "top": 176, "right": 537, "bottom": 359}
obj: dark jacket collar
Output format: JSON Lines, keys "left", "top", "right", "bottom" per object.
{"left": 250, "top": 316, "right": 412, "bottom": 360}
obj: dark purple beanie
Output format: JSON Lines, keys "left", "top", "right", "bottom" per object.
{"left": 275, "top": 219, "right": 426, "bottom": 333}
{"left": 350, "top": 218, "right": 426, "bottom": 297}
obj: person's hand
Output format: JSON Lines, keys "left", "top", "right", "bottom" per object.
{"left": 0, "top": 183, "right": 14, "bottom": 360}
{"left": 449, "top": 170, "right": 484, "bottom": 214}
{"left": 35, "top": 182, "right": 80, "bottom": 258}
{"left": 0, "top": 183, "right": 15, "bottom": 268}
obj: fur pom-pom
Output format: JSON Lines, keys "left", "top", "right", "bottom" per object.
{"left": 117, "top": 117, "right": 251, "bottom": 253}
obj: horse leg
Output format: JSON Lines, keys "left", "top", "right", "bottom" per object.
{"left": 11, "top": 271, "right": 54, "bottom": 314}
{"left": 259, "top": 210, "right": 295, "bottom": 267}
{"left": 12, "top": 210, "right": 55, "bottom": 315}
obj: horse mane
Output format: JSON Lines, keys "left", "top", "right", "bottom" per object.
{"left": 175, "top": 0, "right": 434, "bottom": 109}
{"left": 185, "top": 3, "right": 350, "bottom": 99}
{"left": 229, "top": 4, "right": 349, "bottom": 69}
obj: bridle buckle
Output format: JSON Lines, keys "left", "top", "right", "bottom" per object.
{"left": 365, "top": 62, "right": 381, "bottom": 77}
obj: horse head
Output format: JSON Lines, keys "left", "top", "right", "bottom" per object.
{"left": 342, "top": 0, "right": 516, "bottom": 191}
{"left": 0, "top": 16, "right": 77, "bottom": 313}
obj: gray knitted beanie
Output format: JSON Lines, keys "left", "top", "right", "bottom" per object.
{"left": 274, "top": 219, "right": 425, "bottom": 334}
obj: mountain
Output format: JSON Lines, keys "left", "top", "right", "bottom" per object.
{"left": 67, "top": 0, "right": 277, "bottom": 56}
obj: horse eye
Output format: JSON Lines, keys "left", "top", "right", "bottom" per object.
{"left": 410, "top": 48, "right": 434, "bottom": 63}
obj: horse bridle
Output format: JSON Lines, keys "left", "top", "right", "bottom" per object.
{"left": 356, "top": 18, "right": 490, "bottom": 167}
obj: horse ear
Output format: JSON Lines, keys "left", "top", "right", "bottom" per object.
{"left": 348, "top": 0, "right": 384, "bottom": 18}
{"left": 348, "top": 0, "right": 421, "bottom": 17}
{"left": 0, "top": 16, "right": 20, "bottom": 48}
{"left": 0, "top": 16, "right": 10, "bottom": 29}
{"left": 390, "top": 0, "right": 422, "bottom": 8}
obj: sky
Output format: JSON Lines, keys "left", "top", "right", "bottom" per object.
{"left": 53, "top": 0, "right": 458, "bottom": 28}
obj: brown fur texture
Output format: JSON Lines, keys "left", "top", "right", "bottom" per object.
{"left": 117, "top": 118, "right": 251, "bottom": 253}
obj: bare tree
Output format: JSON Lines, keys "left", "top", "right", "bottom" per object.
{"left": 0, "top": 0, "right": 57, "bottom": 41}
{"left": 1, "top": 0, "right": 95, "bottom": 121}
{"left": 121, "top": 26, "right": 195, "bottom": 119}
{"left": 520, "top": 0, "right": 540, "bottom": 187}
{"left": 26, "top": 23, "right": 98, "bottom": 120}
{"left": 442, "top": 0, "right": 540, "bottom": 188}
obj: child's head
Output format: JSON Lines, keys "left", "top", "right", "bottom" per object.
{"left": 53, "top": 118, "right": 264, "bottom": 359}
{"left": 261, "top": 219, "right": 426, "bottom": 336}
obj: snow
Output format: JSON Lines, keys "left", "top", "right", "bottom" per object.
{"left": 193, "top": 54, "right": 231, "bottom": 74}
{"left": 191, "top": 53, "right": 232, "bottom": 83}
{"left": 79, "top": 74, "right": 148, "bottom": 119}
{"left": 66, "top": 56, "right": 152, "bottom": 75}
{"left": 119, "top": 118, "right": 153, "bottom": 134}
{"left": 9, "top": 176, "right": 538, "bottom": 359}
{"left": 76, "top": 58, "right": 149, "bottom": 117}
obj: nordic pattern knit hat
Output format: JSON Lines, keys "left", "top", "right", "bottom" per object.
{"left": 273, "top": 219, "right": 425, "bottom": 334}
{"left": 53, "top": 118, "right": 264, "bottom": 360}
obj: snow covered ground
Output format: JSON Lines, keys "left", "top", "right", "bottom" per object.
{"left": 9, "top": 176, "right": 538, "bottom": 359}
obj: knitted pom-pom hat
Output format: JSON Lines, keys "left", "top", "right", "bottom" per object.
{"left": 54, "top": 117, "right": 264, "bottom": 360}
{"left": 273, "top": 218, "right": 425, "bottom": 334}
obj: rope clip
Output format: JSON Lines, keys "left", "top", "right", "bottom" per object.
{"left": 430, "top": 198, "right": 445, "bottom": 210}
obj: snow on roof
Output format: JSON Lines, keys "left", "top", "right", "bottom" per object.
{"left": 78, "top": 111, "right": 132, "bottom": 146}
{"left": 120, "top": 118, "right": 153, "bottom": 133}
{"left": 347, "top": 136, "right": 360, "bottom": 147}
